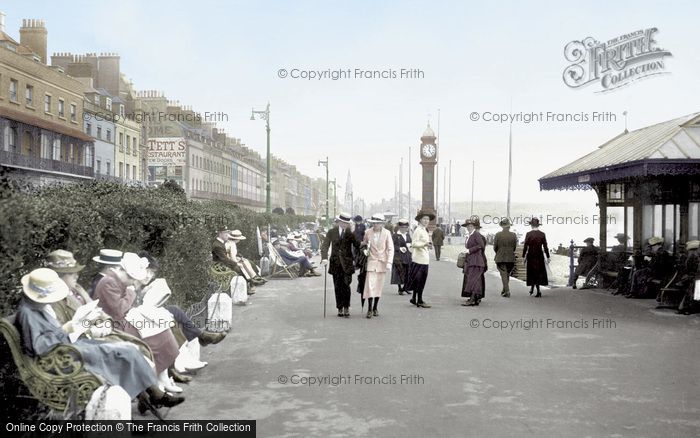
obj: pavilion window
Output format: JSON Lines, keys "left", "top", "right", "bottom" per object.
{"left": 690, "top": 203, "right": 699, "bottom": 241}
{"left": 606, "top": 183, "right": 624, "bottom": 203}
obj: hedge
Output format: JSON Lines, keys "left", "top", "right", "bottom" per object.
{"left": 0, "top": 172, "right": 313, "bottom": 419}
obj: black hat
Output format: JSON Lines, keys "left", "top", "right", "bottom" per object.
{"left": 583, "top": 237, "right": 594, "bottom": 244}
{"left": 353, "top": 215, "right": 363, "bottom": 222}
{"left": 527, "top": 217, "right": 541, "bottom": 227}
{"left": 271, "top": 239, "right": 280, "bottom": 246}
{"left": 461, "top": 218, "right": 481, "bottom": 228}
{"left": 415, "top": 210, "right": 436, "bottom": 222}
{"left": 499, "top": 218, "right": 512, "bottom": 227}
{"left": 614, "top": 233, "right": 629, "bottom": 241}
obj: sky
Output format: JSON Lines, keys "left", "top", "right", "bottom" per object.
{"left": 3, "top": 0, "right": 699, "bottom": 207}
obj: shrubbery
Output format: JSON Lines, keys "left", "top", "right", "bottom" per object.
{"left": 0, "top": 175, "right": 312, "bottom": 314}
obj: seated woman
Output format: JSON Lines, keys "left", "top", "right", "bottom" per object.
{"left": 93, "top": 253, "right": 182, "bottom": 394}
{"left": 15, "top": 268, "right": 184, "bottom": 414}
{"left": 273, "top": 239, "right": 321, "bottom": 277}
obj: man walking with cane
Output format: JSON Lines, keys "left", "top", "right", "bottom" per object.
{"left": 321, "top": 212, "right": 360, "bottom": 317}
{"left": 494, "top": 218, "right": 517, "bottom": 297}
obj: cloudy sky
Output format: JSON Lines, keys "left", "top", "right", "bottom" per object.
{"left": 4, "top": 0, "right": 698, "bottom": 206}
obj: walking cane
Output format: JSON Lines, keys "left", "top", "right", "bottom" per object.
{"left": 323, "top": 265, "right": 328, "bottom": 318}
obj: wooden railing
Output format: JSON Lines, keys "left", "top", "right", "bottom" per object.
{"left": 0, "top": 150, "right": 93, "bottom": 177}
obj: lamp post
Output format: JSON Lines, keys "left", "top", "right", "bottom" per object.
{"left": 318, "top": 157, "right": 329, "bottom": 227}
{"left": 251, "top": 102, "right": 271, "bottom": 214}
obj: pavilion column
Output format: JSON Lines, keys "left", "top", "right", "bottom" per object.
{"left": 597, "top": 184, "right": 607, "bottom": 250}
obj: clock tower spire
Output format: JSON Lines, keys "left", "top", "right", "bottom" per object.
{"left": 419, "top": 122, "right": 438, "bottom": 229}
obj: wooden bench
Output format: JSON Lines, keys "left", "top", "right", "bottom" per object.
{"left": 0, "top": 315, "right": 101, "bottom": 411}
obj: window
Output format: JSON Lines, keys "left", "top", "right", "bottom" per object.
{"left": 119, "top": 132, "right": 123, "bottom": 147}
{"left": 44, "top": 94, "right": 51, "bottom": 112}
{"left": 132, "top": 166, "right": 136, "bottom": 180}
{"left": 52, "top": 137, "right": 61, "bottom": 160}
{"left": 119, "top": 105, "right": 125, "bottom": 118}
{"left": 70, "top": 104, "right": 76, "bottom": 122}
{"left": 106, "top": 161, "right": 111, "bottom": 176}
{"left": 126, "top": 134, "right": 130, "bottom": 154}
{"left": 126, "top": 164, "right": 130, "bottom": 180}
{"left": 106, "top": 129, "right": 112, "bottom": 142}
{"left": 96, "top": 159, "right": 102, "bottom": 174}
{"left": 9, "top": 79, "right": 18, "bottom": 101}
{"left": 25, "top": 85, "right": 33, "bottom": 106}
{"left": 94, "top": 94, "right": 100, "bottom": 105}
{"left": 119, "top": 162, "right": 124, "bottom": 178}
{"left": 86, "top": 123, "right": 92, "bottom": 136}
{"left": 8, "top": 127, "right": 17, "bottom": 150}
{"left": 58, "top": 99, "right": 65, "bottom": 118}
{"left": 133, "top": 137, "right": 137, "bottom": 156}
{"left": 105, "top": 98, "right": 112, "bottom": 111}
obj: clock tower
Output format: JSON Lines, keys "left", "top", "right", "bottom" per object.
{"left": 419, "top": 123, "right": 437, "bottom": 228}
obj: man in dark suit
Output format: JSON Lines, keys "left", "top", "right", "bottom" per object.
{"left": 571, "top": 237, "right": 598, "bottom": 289}
{"left": 493, "top": 218, "right": 517, "bottom": 297}
{"left": 321, "top": 212, "right": 360, "bottom": 317}
{"left": 431, "top": 226, "right": 445, "bottom": 261}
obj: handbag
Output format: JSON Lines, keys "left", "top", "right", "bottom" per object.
{"left": 457, "top": 252, "right": 466, "bottom": 269}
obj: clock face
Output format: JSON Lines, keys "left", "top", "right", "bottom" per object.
{"left": 421, "top": 144, "right": 436, "bottom": 158}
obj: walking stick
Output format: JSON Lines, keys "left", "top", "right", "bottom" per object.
{"left": 323, "top": 264, "right": 328, "bottom": 318}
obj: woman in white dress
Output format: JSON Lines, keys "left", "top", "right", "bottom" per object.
{"left": 362, "top": 214, "right": 395, "bottom": 318}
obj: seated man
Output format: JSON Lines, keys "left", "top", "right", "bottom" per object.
{"left": 273, "top": 239, "right": 321, "bottom": 277}
{"left": 626, "top": 237, "right": 674, "bottom": 298}
{"left": 571, "top": 237, "right": 598, "bottom": 289}
{"left": 678, "top": 240, "right": 700, "bottom": 314}
{"left": 225, "top": 230, "right": 267, "bottom": 285}
{"left": 212, "top": 228, "right": 262, "bottom": 295}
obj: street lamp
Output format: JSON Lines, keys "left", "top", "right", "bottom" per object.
{"left": 318, "top": 157, "right": 329, "bottom": 227}
{"left": 251, "top": 102, "right": 271, "bottom": 214}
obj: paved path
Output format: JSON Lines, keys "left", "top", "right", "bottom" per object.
{"left": 165, "top": 247, "right": 700, "bottom": 437}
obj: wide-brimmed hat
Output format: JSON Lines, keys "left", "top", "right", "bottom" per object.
{"left": 686, "top": 240, "right": 700, "bottom": 250}
{"left": 140, "top": 278, "right": 172, "bottom": 308}
{"left": 368, "top": 213, "right": 386, "bottom": 224}
{"left": 583, "top": 237, "right": 595, "bottom": 244}
{"left": 46, "top": 249, "right": 85, "bottom": 273}
{"left": 499, "top": 218, "right": 512, "bottom": 227}
{"left": 228, "top": 230, "right": 247, "bottom": 240}
{"left": 335, "top": 212, "right": 353, "bottom": 224}
{"left": 614, "top": 233, "right": 629, "bottom": 241}
{"left": 353, "top": 215, "right": 363, "bottom": 222}
{"left": 461, "top": 218, "right": 481, "bottom": 228}
{"left": 92, "top": 249, "right": 123, "bottom": 265}
{"left": 415, "top": 210, "right": 436, "bottom": 222}
{"left": 527, "top": 217, "right": 541, "bottom": 227}
{"left": 120, "top": 252, "right": 149, "bottom": 281}
{"left": 397, "top": 218, "right": 410, "bottom": 227}
{"left": 648, "top": 236, "right": 664, "bottom": 246}
{"left": 21, "top": 268, "right": 70, "bottom": 304}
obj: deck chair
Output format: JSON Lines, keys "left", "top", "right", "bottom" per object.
{"left": 267, "top": 242, "right": 299, "bottom": 278}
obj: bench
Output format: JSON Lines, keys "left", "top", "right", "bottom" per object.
{"left": 0, "top": 315, "right": 101, "bottom": 411}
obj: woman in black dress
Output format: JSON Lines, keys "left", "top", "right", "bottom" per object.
{"left": 523, "top": 217, "right": 550, "bottom": 297}
{"left": 391, "top": 219, "right": 412, "bottom": 294}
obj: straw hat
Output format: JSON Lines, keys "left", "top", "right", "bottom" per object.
{"left": 46, "top": 250, "right": 84, "bottom": 273}
{"left": 335, "top": 212, "right": 353, "bottom": 224}
{"left": 228, "top": 230, "right": 247, "bottom": 240}
{"left": 648, "top": 236, "right": 664, "bottom": 246}
{"left": 120, "top": 252, "right": 149, "bottom": 281}
{"left": 367, "top": 213, "right": 386, "bottom": 224}
{"left": 92, "top": 249, "right": 123, "bottom": 265}
{"left": 397, "top": 218, "right": 410, "bottom": 227}
{"left": 686, "top": 240, "right": 700, "bottom": 250}
{"left": 21, "top": 268, "right": 69, "bottom": 304}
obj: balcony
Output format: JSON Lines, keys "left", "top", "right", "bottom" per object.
{"left": 0, "top": 150, "right": 94, "bottom": 178}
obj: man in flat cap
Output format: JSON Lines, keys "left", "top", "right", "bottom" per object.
{"left": 571, "top": 237, "right": 598, "bottom": 289}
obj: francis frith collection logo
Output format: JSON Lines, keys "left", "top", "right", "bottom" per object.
{"left": 563, "top": 28, "right": 672, "bottom": 93}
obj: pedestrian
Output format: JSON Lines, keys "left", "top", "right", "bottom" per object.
{"left": 493, "top": 218, "right": 517, "bottom": 297}
{"left": 405, "top": 210, "right": 434, "bottom": 308}
{"left": 320, "top": 212, "right": 360, "bottom": 317}
{"left": 571, "top": 237, "right": 598, "bottom": 289}
{"left": 431, "top": 225, "right": 445, "bottom": 261}
{"left": 461, "top": 218, "right": 487, "bottom": 306}
{"left": 353, "top": 215, "right": 368, "bottom": 297}
{"left": 523, "top": 217, "right": 550, "bottom": 297}
{"left": 391, "top": 218, "right": 412, "bottom": 295}
{"left": 362, "top": 214, "right": 394, "bottom": 318}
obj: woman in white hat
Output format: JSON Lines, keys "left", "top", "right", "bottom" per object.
{"left": 404, "top": 211, "right": 435, "bottom": 308}
{"left": 15, "top": 268, "right": 184, "bottom": 413}
{"left": 93, "top": 253, "right": 182, "bottom": 394}
{"left": 361, "top": 214, "right": 395, "bottom": 318}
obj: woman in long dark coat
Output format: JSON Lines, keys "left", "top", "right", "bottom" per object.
{"left": 461, "top": 218, "right": 487, "bottom": 306}
{"left": 391, "top": 219, "right": 412, "bottom": 295}
{"left": 523, "top": 217, "right": 550, "bottom": 297}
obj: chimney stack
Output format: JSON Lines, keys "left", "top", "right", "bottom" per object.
{"left": 19, "top": 18, "right": 48, "bottom": 64}
{"left": 0, "top": 12, "right": 6, "bottom": 33}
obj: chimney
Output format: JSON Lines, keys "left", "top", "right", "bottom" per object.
{"left": 19, "top": 18, "right": 48, "bottom": 64}
{"left": 0, "top": 12, "right": 6, "bottom": 32}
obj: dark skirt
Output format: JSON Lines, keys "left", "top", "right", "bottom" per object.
{"left": 461, "top": 266, "right": 486, "bottom": 299}
{"left": 391, "top": 262, "right": 410, "bottom": 285}
{"left": 405, "top": 262, "right": 429, "bottom": 293}
{"left": 525, "top": 255, "right": 548, "bottom": 286}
